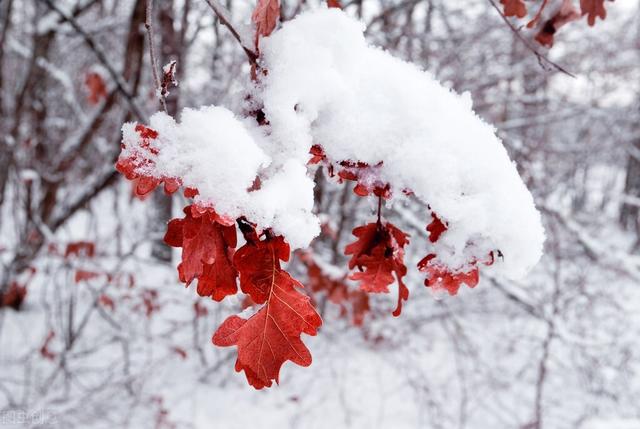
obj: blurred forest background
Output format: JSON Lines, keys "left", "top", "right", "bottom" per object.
{"left": 1, "top": 0, "right": 640, "bottom": 428}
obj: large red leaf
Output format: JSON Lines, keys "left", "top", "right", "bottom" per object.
{"left": 164, "top": 205, "right": 238, "bottom": 302}
{"left": 345, "top": 222, "right": 410, "bottom": 316}
{"left": 213, "top": 236, "right": 322, "bottom": 389}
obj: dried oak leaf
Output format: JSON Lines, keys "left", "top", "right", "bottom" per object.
{"left": 418, "top": 255, "right": 480, "bottom": 296}
{"left": 345, "top": 222, "right": 410, "bottom": 316}
{"left": 213, "top": 235, "right": 322, "bottom": 389}
{"left": 500, "top": 0, "right": 527, "bottom": 18}
{"left": 85, "top": 71, "right": 108, "bottom": 105}
{"left": 252, "top": 0, "right": 280, "bottom": 48}
{"left": 534, "top": 0, "right": 580, "bottom": 47}
{"left": 580, "top": 0, "right": 608, "bottom": 26}
{"left": 0, "top": 282, "right": 27, "bottom": 311}
{"left": 115, "top": 124, "right": 180, "bottom": 197}
{"left": 164, "top": 205, "right": 238, "bottom": 302}
{"left": 426, "top": 212, "right": 447, "bottom": 243}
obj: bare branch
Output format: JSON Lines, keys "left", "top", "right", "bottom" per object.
{"left": 39, "top": 0, "right": 147, "bottom": 121}
{"left": 487, "top": 0, "right": 576, "bottom": 78}
{"left": 203, "top": 0, "right": 258, "bottom": 64}
{"left": 145, "top": 0, "right": 168, "bottom": 112}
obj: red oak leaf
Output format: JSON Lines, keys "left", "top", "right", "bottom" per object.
{"left": 85, "top": 71, "right": 108, "bottom": 105}
{"left": 64, "top": 241, "right": 95, "bottom": 259}
{"left": 213, "top": 235, "right": 322, "bottom": 389}
{"left": 164, "top": 205, "right": 238, "bottom": 302}
{"left": 580, "top": 0, "right": 608, "bottom": 26}
{"left": 74, "top": 270, "right": 101, "bottom": 283}
{"left": 116, "top": 124, "right": 180, "bottom": 197}
{"left": 534, "top": 0, "right": 580, "bottom": 47}
{"left": 426, "top": 212, "right": 447, "bottom": 243}
{"left": 418, "top": 257, "right": 480, "bottom": 296}
{"left": 417, "top": 252, "right": 496, "bottom": 296}
{"left": 252, "top": 0, "right": 280, "bottom": 49}
{"left": 345, "top": 222, "right": 410, "bottom": 316}
{"left": 500, "top": 0, "right": 527, "bottom": 18}
{"left": 0, "top": 282, "right": 27, "bottom": 311}
{"left": 99, "top": 294, "right": 116, "bottom": 311}
{"left": 308, "top": 144, "right": 326, "bottom": 165}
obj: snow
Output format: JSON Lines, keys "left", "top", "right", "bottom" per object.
{"left": 256, "top": 8, "right": 544, "bottom": 279}
{"left": 120, "top": 8, "right": 544, "bottom": 278}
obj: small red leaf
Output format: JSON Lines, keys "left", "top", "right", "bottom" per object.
{"left": 580, "top": 0, "right": 608, "bottom": 26}
{"left": 252, "top": 0, "right": 280, "bottom": 49}
{"left": 85, "top": 71, "right": 107, "bottom": 105}
{"left": 164, "top": 205, "right": 238, "bottom": 302}
{"left": 426, "top": 212, "right": 447, "bottom": 243}
{"left": 500, "top": 0, "right": 527, "bottom": 18}
{"left": 116, "top": 124, "right": 179, "bottom": 197}
{"left": 534, "top": 0, "right": 580, "bottom": 47}
{"left": 75, "top": 270, "right": 101, "bottom": 283}
{"left": 65, "top": 241, "right": 95, "bottom": 259}
{"left": 99, "top": 294, "right": 116, "bottom": 311}
{"left": 0, "top": 283, "right": 27, "bottom": 311}
{"left": 419, "top": 262, "right": 480, "bottom": 296}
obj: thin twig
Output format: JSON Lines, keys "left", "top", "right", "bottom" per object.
{"left": 145, "top": 0, "right": 167, "bottom": 112}
{"left": 203, "top": 0, "right": 258, "bottom": 64}
{"left": 487, "top": 0, "right": 575, "bottom": 78}
{"left": 40, "top": 0, "right": 147, "bottom": 120}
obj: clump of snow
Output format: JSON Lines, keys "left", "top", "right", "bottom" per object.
{"left": 255, "top": 8, "right": 544, "bottom": 278}
{"left": 120, "top": 106, "right": 319, "bottom": 248}
{"left": 120, "top": 8, "right": 544, "bottom": 279}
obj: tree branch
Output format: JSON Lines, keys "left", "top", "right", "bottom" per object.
{"left": 203, "top": 0, "right": 258, "bottom": 64}
{"left": 487, "top": 0, "right": 575, "bottom": 78}
{"left": 145, "top": 0, "right": 167, "bottom": 112}
{"left": 39, "top": 0, "right": 147, "bottom": 121}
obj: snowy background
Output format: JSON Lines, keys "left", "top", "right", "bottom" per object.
{"left": 1, "top": 0, "right": 640, "bottom": 428}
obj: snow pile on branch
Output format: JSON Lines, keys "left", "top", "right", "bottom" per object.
{"left": 255, "top": 8, "right": 544, "bottom": 278}
{"left": 119, "top": 8, "right": 544, "bottom": 279}
{"left": 120, "top": 107, "right": 319, "bottom": 248}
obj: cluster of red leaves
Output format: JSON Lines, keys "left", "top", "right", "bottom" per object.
{"left": 500, "top": 0, "right": 611, "bottom": 47}
{"left": 114, "top": 116, "right": 323, "bottom": 389}
{"left": 345, "top": 222, "right": 410, "bottom": 317}
{"left": 115, "top": 124, "right": 180, "bottom": 197}
{"left": 300, "top": 252, "right": 370, "bottom": 327}
{"left": 213, "top": 234, "right": 322, "bottom": 389}
{"left": 309, "top": 144, "right": 392, "bottom": 198}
